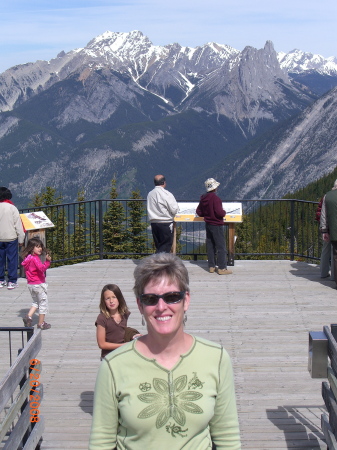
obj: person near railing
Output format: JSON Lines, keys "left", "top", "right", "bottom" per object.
{"left": 315, "top": 195, "right": 334, "bottom": 281}
{"left": 320, "top": 179, "right": 337, "bottom": 289}
{"left": 21, "top": 237, "right": 52, "bottom": 330}
{"left": 90, "top": 253, "right": 241, "bottom": 449}
{"left": 147, "top": 174, "right": 179, "bottom": 253}
{"left": 0, "top": 187, "right": 25, "bottom": 289}
{"left": 196, "top": 178, "right": 232, "bottom": 275}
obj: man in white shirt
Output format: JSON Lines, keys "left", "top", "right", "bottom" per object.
{"left": 147, "top": 175, "right": 179, "bottom": 253}
{"left": 0, "top": 187, "right": 25, "bottom": 289}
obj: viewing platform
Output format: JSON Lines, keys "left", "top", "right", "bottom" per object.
{"left": 0, "top": 258, "right": 334, "bottom": 449}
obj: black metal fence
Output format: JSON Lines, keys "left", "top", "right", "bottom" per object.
{"left": 0, "top": 327, "right": 34, "bottom": 368}
{"left": 20, "top": 198, "right": 321, "bottom": 265}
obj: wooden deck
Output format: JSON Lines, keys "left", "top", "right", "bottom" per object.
{"left": 0, "top": 258, "right": 335, "bottom": 449}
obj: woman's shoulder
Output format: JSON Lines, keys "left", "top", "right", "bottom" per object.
{"left": 193, "top": 335, "right": 229, "bottom": 355}
{"left": 103, "top": 340, "right": 135, "bottom": 362}
{"left": 191, "top": 336, "right": 232, "bottom": 369}
{"left": 193, "top": 335, "right": 220, "bottom": 347}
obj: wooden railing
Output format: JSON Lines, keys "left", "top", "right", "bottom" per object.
{"left": 0, "top": 329, "right": 44, "bottom": 449}
{"left": 309, "top": 325, "right": 337, "bottom": 449}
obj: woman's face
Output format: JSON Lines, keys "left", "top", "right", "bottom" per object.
{"left": 137, "top": 277, "right": 190, "bottom": 337}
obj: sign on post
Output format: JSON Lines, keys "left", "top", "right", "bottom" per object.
{"left": 174, "top": 202, "right": 243, "bottom": 265}
{"left": 174, "top": 202, "right": 242, "bottom": 223}
{"left": 19, "top": 212, "right": 55, "bottom": 274}
{"left": 20, "top": 211, "right": 54, "bottom": 231}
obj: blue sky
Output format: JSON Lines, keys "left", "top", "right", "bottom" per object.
{"left": 0, "top": 0, "right": 336, "bottom": 73}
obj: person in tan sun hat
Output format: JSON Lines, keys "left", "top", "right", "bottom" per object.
{"left": 196, "top": 178, "right": 232, "bottom": 275}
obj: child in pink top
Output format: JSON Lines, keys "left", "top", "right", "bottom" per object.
{"left": 21, "top": 237, "right": 52, "bottom": 330}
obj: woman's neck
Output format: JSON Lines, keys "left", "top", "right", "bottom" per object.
{"left": 138, "top": 331, "right": 193, "bottom": 369}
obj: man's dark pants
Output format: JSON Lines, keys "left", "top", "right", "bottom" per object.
{"left": 205, "top": 223, "right": 227, "bottom": 269}
{"left": 0, "top": 239, "right": 19, "bottom": 283}
{"left": 151, "top": 222, "right": 173, "bottom": 253}
{"left": 332, "top": 241, "right": 337, "bottom": 287}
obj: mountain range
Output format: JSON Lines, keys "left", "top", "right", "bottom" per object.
{"left": 0, "top": 30, "right": 336, "bottom": 206}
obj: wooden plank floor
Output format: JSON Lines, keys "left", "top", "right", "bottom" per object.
{"left": 0, "top": 258, "right": 335, "bottom": 449}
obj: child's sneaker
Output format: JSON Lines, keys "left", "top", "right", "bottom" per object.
{"left": 23, "top": 315, "right": 32, "bottom": 327}
{"left": 37, "top": 322, "right": 51, "bottom": 330}
{"left": 7, "top": 282, "right": 18, "bottom": 290}
{"left": 0, "top": 281, "right": 7, "bottom": 288}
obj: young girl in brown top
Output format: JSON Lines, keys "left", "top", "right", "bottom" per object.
{"left": 95, "top": 284, "right": 141, "bottom": 358}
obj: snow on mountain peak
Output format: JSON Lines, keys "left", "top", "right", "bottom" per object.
{"left": 278, "top": 48, "right": 337, "bottom": 74}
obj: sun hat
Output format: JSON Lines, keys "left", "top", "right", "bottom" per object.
{"left": 204, "top": 178, "right": 220, "bottom": 192}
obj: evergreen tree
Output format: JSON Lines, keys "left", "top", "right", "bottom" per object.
{"left": 127, "top": 189, "right": 148, "bottom": 258}
{"left": 89, "top": 214, "right": 99, "bottom": 259}
{"left": 235, "top": 214, "right": 253, "bottom": 259}
{"left": 103, "top": 179, "right": 127, "bottom": 258}
{"left": 72, "top": 190, "right": 87, "bottom": 261}
{"left": 174, "top": 223, "right": 183, "bottom": 255}
{"left": 30, "top": 187, "right": 68, "bottom": 264}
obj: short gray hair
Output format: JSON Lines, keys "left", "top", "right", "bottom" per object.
{"left": 133, "top": 253, "right": 189, "bottom": 298}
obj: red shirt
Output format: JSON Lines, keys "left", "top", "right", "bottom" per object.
{"left": 196, "top": 191, "right": 226, "bottom": 225}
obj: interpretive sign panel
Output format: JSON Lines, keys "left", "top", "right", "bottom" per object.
{"left": 20, "top": 211, "right": 55, "bottom": 230}
{"left": 174, "top": 202, "right": 242, "bottom": 223}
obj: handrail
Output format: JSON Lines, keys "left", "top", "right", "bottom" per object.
{"left": 308, "top": 325, "right": 337, "bottom": 449}
{"left": 19, "top": 198, "right": 321, "bottom": 265}
{"left": 0, "top": 329, "right": 44, "bottom": 449}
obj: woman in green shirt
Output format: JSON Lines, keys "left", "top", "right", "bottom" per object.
{"left": 90, "top": 253, "right": 241, "bottom": 449}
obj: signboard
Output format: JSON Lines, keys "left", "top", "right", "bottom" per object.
{"left": 174, "top": 202, "right": 242, "bottom": 223}
{"left": 20, "top": 211, "right": 55, "bottom": 231}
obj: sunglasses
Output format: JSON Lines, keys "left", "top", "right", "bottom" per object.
{"left": 139, "top": 291, "right": 186, "bottom": 306}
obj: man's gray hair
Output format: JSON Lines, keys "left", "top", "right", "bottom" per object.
{"left": 133, "top": 253, "right": 189, "bottom": 298}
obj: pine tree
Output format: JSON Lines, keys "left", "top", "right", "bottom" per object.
{"left": 174, "top": 223, "right": 183, "bottom": 255}
{"left": 72, "top": 190, "right": 87, "bottom": 261}
{"left": 103, "top": 179, "right": 127, "bottom": 258}
{"left": 30, "top": 187, "right": 68, "bottom": 264}
{"left": 89, "top": 214, "right": 99, "bottom": 259}
{"left": 233, "top": 214, "right": 253, "bottom": 260}
{"left": 127, "top": 189, "right": 148, "bottom": 258}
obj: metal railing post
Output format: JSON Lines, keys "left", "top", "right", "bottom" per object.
{"left": 290, "top": 200, "right": 295, "bottom": 261}
{"left": 99, "top": 200, "right": 104, "bottom": 259}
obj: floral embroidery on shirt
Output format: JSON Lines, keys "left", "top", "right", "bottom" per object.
{"left": 139, "top": 382, "right": 151, "bottom": 392}
{"left": 137, "top": 375, "right": 203, "bottom": 429}
{"left": 188, "top": 372, "right": 204, "bottom": 390}
{"left": 166, "top": 422, "right": 188, "bottom": 438}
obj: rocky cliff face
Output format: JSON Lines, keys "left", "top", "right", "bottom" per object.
{"left": 196, "top": 87, "right": 337, "bottom": 200}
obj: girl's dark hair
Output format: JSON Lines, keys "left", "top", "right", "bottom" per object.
{"left": 99, "top": 284, "right": 129, "bottom": 319}
{"left": 21, "top": 237, "right": 46, "bottom": 259}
